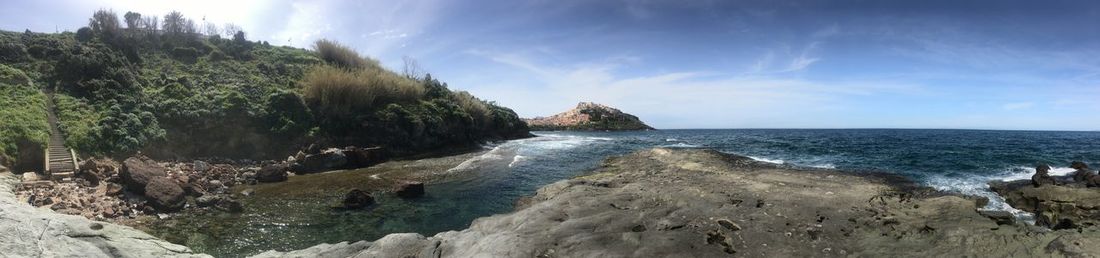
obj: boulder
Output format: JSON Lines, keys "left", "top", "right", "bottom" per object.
{"left": 21, "top": 172, "right": 41, "bottom": 182}
{"left": 344, "top": 146, "right": 385, "bottom": 168}
{"left": 256, "top": 164, "right": 288, "bottom": 183}
{"left": 395, "top": 181, "right": 425, "bottom": 198}
{"left": 334, "top": 189, "right": 374, "bottom": 210}
{"left": 294, "top": 149, "right": 347, "bottom": 174}
{"left": 121, "top": 156, "right": 168, "bottom": 194}
{"left": 144, "top": 178, "right": 185, "bottom": 212}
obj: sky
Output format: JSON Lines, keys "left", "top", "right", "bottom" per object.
{"left": 2, "top": 0, "right": 1099, "bottom": 130}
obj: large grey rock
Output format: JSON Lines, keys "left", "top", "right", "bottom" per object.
{"left": 0, "top": 172, "right": 210, "bottom": 257}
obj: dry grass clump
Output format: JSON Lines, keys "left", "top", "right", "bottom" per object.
{"left": 302, "top": 65, "right": 424, "bottom": 116}
{"left": 314, "top": 39, "right": 379, "bottom": 69}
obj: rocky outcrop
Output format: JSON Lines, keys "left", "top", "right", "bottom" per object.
{"left": 0, "top": 172, "right": 211, "bottom": 257}
{"left": 290, "top": 146, "right": 386, "bottom": 174}
{"left": 260, "top": 148, "right": 1100, "bottom": 257}
{"left": 524, "top": 102, "right": 654, "bottom": 131}
{"left": 990, "top": 180, "right": 1100, "bottom": 229}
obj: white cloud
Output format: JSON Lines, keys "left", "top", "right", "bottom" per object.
{"left": 467, "top": 50, "right": 920, "bottom": 128}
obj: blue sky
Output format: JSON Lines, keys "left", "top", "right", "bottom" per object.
{"left": 3, "top": 0, "right": 1099, "bottom": 130}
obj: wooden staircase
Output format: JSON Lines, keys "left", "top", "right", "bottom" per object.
{"left": 44, "top": 91, "right": 78, "bottom": 181}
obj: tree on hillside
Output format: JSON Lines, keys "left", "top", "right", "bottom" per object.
{"left": 124, "top": 11, "right": 141, "bottom": 30}
{"left": 140, "top": 15, "right": 158, "bottom": 36}
{"left": 402, "top": 56, "right": 424, "bottom": 80}
{"left": 162, "top": 11, "right": 186, "bottom": 36}
{"left": 222, "top": 23, "right": 242, "bottom": 38}
{"left": 89, "top": 9, "right": 121, "bottom": 39}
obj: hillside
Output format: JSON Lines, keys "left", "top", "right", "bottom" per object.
{"left": 0, "top": 10, "right": 529, "bottom": 170}
{"left": 525, "top": 102, "right": 654, "bottom": 131}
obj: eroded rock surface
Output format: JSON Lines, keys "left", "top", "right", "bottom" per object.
{"left": 0, "top": 172, "right": 210, "bottom": 257}
{"left": 258, "top": 148, "right": 1100, "bottom": 257}
{"left": 991, "top": 180, "right": 1100, "bottom": 229}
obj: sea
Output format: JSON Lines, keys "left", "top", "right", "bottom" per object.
{"left": 154, "top": 129, "right": 1100, "bottom": 257}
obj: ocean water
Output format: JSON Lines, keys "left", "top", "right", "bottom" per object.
{"left": 154, "top": 129, "right": 1100, "bottom": 257}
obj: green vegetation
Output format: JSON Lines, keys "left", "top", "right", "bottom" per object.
{"left": 0, "top": 64, "right": 48, "bottom": 170}
{"left": 0, "top": 9, "right": 529, "bottom": 165}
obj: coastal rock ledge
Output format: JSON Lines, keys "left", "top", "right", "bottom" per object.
{"left": 0, "top": 172, "right": 210, "bottom": 258}
{"left": 254, "top": 148, "right": 1100, "bottom": 257}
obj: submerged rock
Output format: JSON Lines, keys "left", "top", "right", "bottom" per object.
{"left": 334, "top": 189, "right": 375, "bottom": 210}
{"left": 395, "top": 181, "right": 425, "bottom": 198}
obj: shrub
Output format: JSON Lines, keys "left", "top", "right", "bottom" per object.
{"left": 171, "top": 47, "right": 199, "bottom": 62}
{"left": 0, "top": 65, "right": 48, "bottom": 169}
{"left": 301, "top": 65, "right": 424, "bottom": 117}
{"left": 451, "top": 91, "right": 491, "bottom": 127}
{"left": 75, "top": 27, "right": 94, "bottom": 42}
{"left": 313, "top": 39, "right": 378, "bottom": 69}
{"left": 265, "top": 91, "right": 314, "bottom": 136}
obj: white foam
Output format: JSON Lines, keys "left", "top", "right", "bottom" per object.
{"left": 446, "top": 145, "right": 508, "bottom": 173}
{"left": 665, "top": 138, "right": 678, "bottom": 142}
{"left": 923, "top": 166, "right": 1077, "bottom": 224}
{"left": 660, "top": 142, "right": 702, "bottom": 148}
{"left": 748, "top": 156, "right": 786, "bottom": 164}
{"left": 508, "top": 155, "right": 526, "bottom": 168}
{"left": 809, "top": 163, "right": 837, "bottom": 169}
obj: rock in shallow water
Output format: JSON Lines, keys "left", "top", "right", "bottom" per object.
{"left": 395, "top": 181, "right": 425, "bottom": 198}
{"left": 334, "top": 189, "right": 375, "bottom": 210}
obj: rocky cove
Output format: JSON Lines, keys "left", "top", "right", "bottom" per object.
{"left": 5, "top": 140, "right": 1100, "bottom": 257}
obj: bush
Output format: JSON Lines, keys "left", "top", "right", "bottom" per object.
{"left": 301, "top": 65, "right": 424, "bottom": 117}
{"left": 451, "top": 91, "right": 491, "bottom": 127}
{"left": 0, "top": 65, "right": 48, "bottom": 168}
{"left": 313, "top": 39, "right": 378, "bottom": 69}
{"left": 265, "top": 91, "right": 314, "bottom": 136}
{"left": 171, "top": 47, "right": 200, "bottom": 62}
{"left": 75, "top": 27, "right": 94, "bottom": 42}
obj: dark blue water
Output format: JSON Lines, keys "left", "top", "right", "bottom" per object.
{"left": 156, "top": 129, "right": 1100, "bottom": 257}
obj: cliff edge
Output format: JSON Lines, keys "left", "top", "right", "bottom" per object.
{"left": 524, "top": 102, "right": 654, "bottom": 131}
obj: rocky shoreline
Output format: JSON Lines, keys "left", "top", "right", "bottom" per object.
{"left": 12, "top": 145, "right": 390, "bottom": 227}
{"left": 5, "top": 147, "right": 1100, "bottom": 257}
{"left": 0, "top": 171, "right": 210, "bottom": 257}
{"left": 252, "top": 148, "right": 1100, "bottom": 257}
